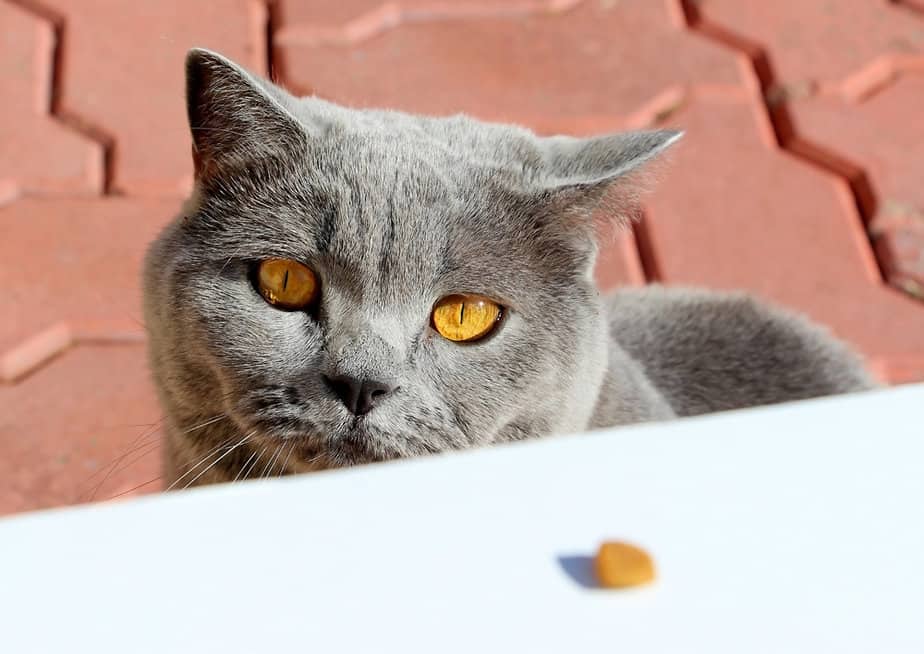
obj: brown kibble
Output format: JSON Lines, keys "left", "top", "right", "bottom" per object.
{"left": 594, "top": 541, "right": 656, "bottom": 589}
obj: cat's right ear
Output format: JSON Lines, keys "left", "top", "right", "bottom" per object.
{"left": 185, "top": 48, "right": 306, "bottom": 181}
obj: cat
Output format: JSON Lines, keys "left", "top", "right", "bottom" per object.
{"left": 143, "top": 48, "right": 876, "bottom": 489}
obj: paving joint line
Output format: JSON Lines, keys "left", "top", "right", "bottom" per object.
{"left": 631, "top": 212, "right": 663, "bottom": 283}
{"left": 1, "top": 322, "right": 146, "bottom": 384}
{"left": 6, "top": 0, "right": 117, "bottom": 194}
{"left": 264, "top": 0, "right": 280, "bottom": 81}
{"left": 274, "top": 0, "right": 583, "bottom": 48}
{"left": 673, "top": 0, "right": 913, "bottom": 295}
{"left": 890, "top": 0, "right": 924, "bottom": 18}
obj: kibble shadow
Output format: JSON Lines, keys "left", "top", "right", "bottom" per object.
{"left": 557, "top": 554, "right": 598, "bottom": 589}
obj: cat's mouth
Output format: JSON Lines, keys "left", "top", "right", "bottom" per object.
{"left": 240, "top": 409, "right": 410, "bottom": 471}
{"left": 326, "top": 434, "right": 383, "bottom": 466}
{"left": 326, "top": 417, "right": 397, "bottom": 466}
{"left": 311, "top": 418, "right": 398, "bottom": 468}
{"left": 256, "top": 429, "right": 383, "bottom": 474}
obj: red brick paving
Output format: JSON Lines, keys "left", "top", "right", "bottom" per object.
{"left": 1, "top": 0, "right": 923, "bottom": 517}
{"left": 640, "top": 89, "right": 924, "bottom": 379}
{"left": 38, "top": 0, "right": 269, "bottom": 195}
{"left": 693, "top": 0, "right": 924, "bottom": 93}
{"left": 900, "top": 0, "right": 924, "bottom": 14}
{"left": 274, "top": 0, "right": 744, "bottom": 125}
{"left": 0, "top": 197, "right": 173, "bottom": 366}
{"left": 0, "top": 344, "right": 160, "bottom": 515}
{"left": 593, "top": 229, "right": 646, "bottom": 290}
{"left": 0, "top": 1, "right": 102, "bottom": 194}
{"left": 789, "top": 72, "right": 924, "bottom": 296}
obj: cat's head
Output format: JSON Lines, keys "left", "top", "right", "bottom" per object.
{"left": 143, "top": 49, "right": 679, "bottom": 472}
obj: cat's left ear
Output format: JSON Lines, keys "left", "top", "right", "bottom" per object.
{"left": 185, "top": 48, "right": 307, "bottom": 181}
{"left": 534, "top": 129, "right": 683, "bottom": 218}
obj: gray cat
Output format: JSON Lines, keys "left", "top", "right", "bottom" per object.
{"left": 143, "top": 49, "right": 876, "bottom": 489}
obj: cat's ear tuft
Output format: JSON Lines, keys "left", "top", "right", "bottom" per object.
{"left": 539, "top": 129, "right": 682, "bottom": 192}
{"left": 535, "top": 129, "right": 682, "bottom": 224}
{"left": 185, "top": 48, "right": 306, "bottom": 180}
{"left": 525, "top": 129, "right": 681, "bottom": 268}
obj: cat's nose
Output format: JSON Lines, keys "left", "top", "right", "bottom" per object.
{"left": 322, "top": 374, "right": 395, "bottom": 416}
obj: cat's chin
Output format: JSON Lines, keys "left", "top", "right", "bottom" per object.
{"left": 325, "top": 439, "right": 386, "bottom": 467}
{"left": 274, "top": 420, "right": 399, "bottom": 471}
{"left": 325, "top": 421, "right": 400, "bottom": 467}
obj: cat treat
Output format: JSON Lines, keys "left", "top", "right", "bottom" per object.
{"left": 594, "top": 541, "right": 656, "bottom": 589}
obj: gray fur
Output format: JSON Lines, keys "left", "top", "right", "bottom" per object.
{"left": 143, "top": 49, "right": 876, "bottom": 488}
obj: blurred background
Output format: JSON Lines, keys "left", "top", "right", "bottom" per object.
{"left": 1, "top": 0, "right": 923, "bottom": 516}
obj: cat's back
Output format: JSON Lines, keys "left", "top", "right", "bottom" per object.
{"left": 603, "top": 286, "right": 877, "bottom": 416}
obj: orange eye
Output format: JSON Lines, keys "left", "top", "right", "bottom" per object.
{"left": 256, "top": 259, "right": 318, "bottom": 310}
{"left": 431, "top": 295, "right": 502, "bottom": 343}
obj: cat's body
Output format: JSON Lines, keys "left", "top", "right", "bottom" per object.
{"left": 592, "top": 287, "right": 873, "bottom": 428}
{"left": 144, "top": 49, "right": 875, "bottom": 489}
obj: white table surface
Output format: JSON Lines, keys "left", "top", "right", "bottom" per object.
{"left": 2, "top": 385, "right": 923, "bottom": 653}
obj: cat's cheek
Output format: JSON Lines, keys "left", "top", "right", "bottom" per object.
{"left": 418, "top": 317, "right": 527, "bottom": 433}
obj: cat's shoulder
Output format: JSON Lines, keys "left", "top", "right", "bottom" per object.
{"left": 600, "top": 285, "right": 876, "bottom": 415}
{"left": 604, "top": 284, "right": 819, "bottom": 339}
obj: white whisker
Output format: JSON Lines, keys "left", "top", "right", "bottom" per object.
{"left": 233, "top": 449, "right": 259, "bottom": 482}
{"left": 259, "top": 442, "right": 285, "bottom": 479}
{"left": 182, "top": 432, "right": 254, "bottom": 490}
{"left": 306, "top": 450, "right": 326, "bottom": 465}
{"left": 240, "top": 445, "right": 267, "bottom": 480}
{"left": 181, "top": 414, "right": 228, "bottom": 434}
{"left": 279, "top": 442, "right": 296, "bottom": 476}
{"left": 83, "top": 417, "right": 166, "bottom": 499}
{"left": 166, "top": 437, "right": 239, "bottom": 491}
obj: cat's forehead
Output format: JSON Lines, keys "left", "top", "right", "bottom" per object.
{"left": 294, "top": 115, "right": 526, "bottom": 242}
{"left": 190, "top": 101, "right": 578, "bottom": 303}
{"left": 295, "top": 100, "right": 539, "bottom": 181}
{"left": 301, "top": 138, "right": 516, "bottom": 295}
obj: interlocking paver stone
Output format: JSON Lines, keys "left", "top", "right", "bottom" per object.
{"left": 594, "top": 228, "right": 647, "bottom": 289}
{"left": 40, "top": 0, "right": 267, "bottom": 195}
{"left": 0, "top": 343, "right": 161, "bottom": 516}
{"left": 695, "top": 0, "right": 924, "bottom": 92}
{"left": 276, "top": 0, "right": 744, "bottom": 123}
{"left": 0, "top": 1, "right": 102, "bottom": 194}
{"left": 277, "top": 0, "right": 583, "bottom": 40}
{"left": 789, "top": 73, "right": 924, "bottom": 294}
{"left": 639, "top": 91, "right": 924, "bottom": 381}
{"left": 0, "top": 197, "right": 175, "bottom": 377}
